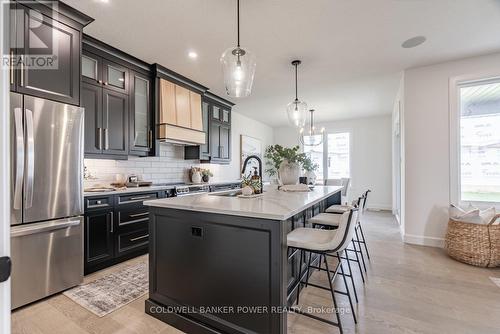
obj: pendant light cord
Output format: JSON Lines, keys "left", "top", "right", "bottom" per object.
{"left": 237, "top": 0, "right": 240, "bottom": 48}
{"left": 294, "top": 63, "right": 298, "bottom": 101}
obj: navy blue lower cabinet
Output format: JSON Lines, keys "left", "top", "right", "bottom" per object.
{"left": 146, "top": 196, "right": 338, "bottom": 334}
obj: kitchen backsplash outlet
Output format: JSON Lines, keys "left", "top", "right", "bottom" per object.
{"left": 84, "top": 143, "right": 224, "bottom": 187}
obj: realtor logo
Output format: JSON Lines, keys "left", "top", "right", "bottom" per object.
{"left": 4, "top": 1, "right": 59, "bottom": 70}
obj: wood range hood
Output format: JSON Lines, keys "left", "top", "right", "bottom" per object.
{"left": 155, "top": 64, "right": 208, "bottom": 145}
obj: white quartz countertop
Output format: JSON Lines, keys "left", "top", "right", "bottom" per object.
{"left": 144, "top": 185, "right": 343, "bottom": 220}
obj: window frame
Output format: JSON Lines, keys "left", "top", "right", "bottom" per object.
{"left": 301, "top": 130, "right": 352, "bottom": 183}
{"left": 450, "top": 74, "right": 500, "bottom": 209}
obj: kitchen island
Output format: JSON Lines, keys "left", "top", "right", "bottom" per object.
{"left": 144, "top": 185, "right": 342, "bottom": 334}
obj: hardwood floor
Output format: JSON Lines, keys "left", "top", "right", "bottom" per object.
{"left": 12, "top": 211, "right": 500, "bottom": 334}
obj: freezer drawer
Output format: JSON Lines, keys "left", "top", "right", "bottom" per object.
{"left": 11, "top": 217, "right": 84, "bottom": 309}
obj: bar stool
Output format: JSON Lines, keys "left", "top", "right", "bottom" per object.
{"left": 357, "top": 190, "right": 371, "bottom": 259}
{"left": 324, "top": 190, "right": 372, "bottom": 262}
{"left": 309, "top": 198, "right": 365, "bottom": 302}
{"left": 287, "top": 208, "right": 359, "bottom": 334}
{"left": 314, "top": 196, "right": 367, "bottom": 274}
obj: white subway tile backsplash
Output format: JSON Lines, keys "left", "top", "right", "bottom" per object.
{"left": 84, "top": 143, "right": 210, "bottom": 186}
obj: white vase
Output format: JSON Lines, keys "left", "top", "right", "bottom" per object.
{"left": 241, "top": 185, "right": 254, "bottom": 196}
{"left": 192, "top": 171, "right": 202, "bottom": 184}
{"left": 304, "top": 170, "right": 317, "bottom": 185}
{"left": 278, "top": 159, "right": 300, "bottom": 185}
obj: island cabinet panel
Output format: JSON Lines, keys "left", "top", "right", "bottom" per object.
{"left": 147, "top": 209, "right": 286, "bottom": 334}
{"left": 145, "top": 189, "right": 342, "bottom": 334}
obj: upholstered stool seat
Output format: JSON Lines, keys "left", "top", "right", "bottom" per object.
{"left": 309, "top": 212, "right": 343, "bottom": 227}
{"left": 287, "top": 228, "right": 337, "bottom": 251}
{"left": 325, "top": 204, "right": 352, "bottom": 214}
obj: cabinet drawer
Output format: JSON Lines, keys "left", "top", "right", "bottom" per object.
{"left": 117, "top": 207, "right": 149, "bottom": 227}
{"left": 85, "top": 196, "right": 113, "bottom": 210}
{"left": 117, "top": 192, "right": 159, "bottom": 205}
{"left": 117, "top": 228, "right": 149, "bottom": 254}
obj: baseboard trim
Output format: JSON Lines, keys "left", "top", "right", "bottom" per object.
{"left": 404, "top": 233, "right": 445, "bottom": 248}
{"left": 366, "top": 204, "right": 392, "bottom": 211}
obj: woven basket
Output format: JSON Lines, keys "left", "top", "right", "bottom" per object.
{"left": 445, "top": 214, "right": 500, "bottom": 267}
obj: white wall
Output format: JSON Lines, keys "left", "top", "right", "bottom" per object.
{"left": 402, "top": 51, "right": 500, "bottom": 247}
{"left": 85, "top": 110, "right": 274, "bottom": 186}
{"left": 220, "top": 110, "right": 275, "bottom": 181}
{"left": 274, "top": 115, "right": 393, "bottom": 210}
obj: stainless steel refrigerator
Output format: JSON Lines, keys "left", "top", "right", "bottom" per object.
{"left": 10, "top": 92, "right": 84, "bottom": 309}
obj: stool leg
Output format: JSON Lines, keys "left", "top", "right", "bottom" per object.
{"left": 344, "top": 250, "right": 358, "bottom": 303}
{"left": 323, "top": 254, "right": 343, "bottom": 334}
{"left": 305, "top": 251, "right": 313, "bottom": 287}
{"left": 296, "top": 250, "right": 304, "bottom": 306}
{"left": 354, "top": 227, "right": 367, "bottom": 272}
{"left": 350, "top": 239, "right": 365, "bottom": 283}
{"left": 337, "top": 252, "right": 357, "bottom": 324}
{"left": 358, "top": 223, "right": 371, "bottom": 260}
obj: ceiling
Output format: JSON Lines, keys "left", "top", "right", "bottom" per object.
{"left": 64, "top": 0, "right": 500, "bottom": 127}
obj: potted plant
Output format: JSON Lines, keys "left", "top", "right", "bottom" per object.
{"left": 240, "top": 174, "right": 255, "bottom": 196}
{"left": 302, "top": 157, "right": 319, "bottom": 185}
{"left": 264, "top": 145, "right": 317, "bottom": 185}
{"left": 201, "top": 168, "right": 213, "bottom": 183}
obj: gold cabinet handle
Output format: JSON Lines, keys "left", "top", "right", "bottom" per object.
{"left": 10, "top": 51, "right": 14, "bottom": 85}
{"left": 103, "top": 128, "right": 109, "bottom": 150}
{"left": 130, "top": 234, "right": 149, "bottom": 242}
{"left": 148, "top": 130, "right": 153, "bottom": 149}
{"left": 129, "top": 212, "right": 149, "bottom": 218}
{"left": 20, "top": 55, "right": 24, "bottom": 86}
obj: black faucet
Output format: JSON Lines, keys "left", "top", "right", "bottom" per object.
{"left": 241, "top": 155, "right": 263, "bottom": 194}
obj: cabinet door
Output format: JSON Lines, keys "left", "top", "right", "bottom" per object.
{"left": 9, "top": 2, "right": 19, "bottom": 92}
{"left": 220, "top": 125, "right": 230, "bottom": 160}
{"left": 16, "top": 4, "right": 80, "bottom": 105}
{"left": 210, "top": 123, "right": 220, "bottom": 159}
{"left": 222, "top": 109, "right": 231, "bottom": 123}
{"left": 200, "top": 102, "right": 210, "bottom": 158}
{"left": 82, "top": 51, "right": 102, "bottom": 86}
{"left": 175, "top": 85, "right": 191, "bottom": 128}
{"left": 129, "top": 71, "right": 152, "bottom": 155}
{"left": 102, "top": 59, "right": 128, "bottom": 94}
{"left": 159, "top": 79, "right": 176, "bottom": 125}
{"left": 82, "top": 83, "right": 103, "bottom": 155}
{"left": 84, "top": 210, "right": 114, "bottom": 269}
{"left": 103, "top": 88, "right": 129, "bottom": 156}
{"left": 212, "top": 105, "right": 221, "bottom": 121}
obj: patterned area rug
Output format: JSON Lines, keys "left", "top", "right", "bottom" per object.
{"left": 491, "top": 277, "right": 500, "bottom": 289}
{"left": 64, "top": 261, "right": 148, "bottom": 317}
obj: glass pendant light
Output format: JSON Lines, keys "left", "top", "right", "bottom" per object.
{"left": 287, "top": 60, "right": 307, "bottom": 128}
{"left": 220, "top": 0, "right": 256, "bottom": 98}
{"left": 300, "top": 109, "right": 325, "bottom": 146}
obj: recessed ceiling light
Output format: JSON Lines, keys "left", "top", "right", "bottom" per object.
{"left": 188, "top": 51, "right": 198, "bottom": 59}
{"left": 95, "top": 0, "right": 109, "bottom": 3}
{"left": 402, "top": 36, "right": 426, "bottom": 49}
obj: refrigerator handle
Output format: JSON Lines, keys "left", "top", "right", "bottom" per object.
{"left": 25, "top": 108, "right": 35, "bottom": 208}
{"left": 13, "top": 107, "right": 24, "bottom": 210}
{"left": 11, "top": 219, "right": 81, "bottom": 238}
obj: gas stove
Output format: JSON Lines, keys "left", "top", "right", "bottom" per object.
{"left": 174, "top": 184, "right": 210, "bottom": 197}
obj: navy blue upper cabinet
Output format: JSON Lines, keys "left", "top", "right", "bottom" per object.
{"left": 10, "top": 1, "right": 93, "bottom": 106}
{"left": 82, "top": 35, "right": 154, "bottom": 158}
{"left": 185, "top": 92, "right": 234, "bottom": 164}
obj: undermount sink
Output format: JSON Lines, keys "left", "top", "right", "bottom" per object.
{"left": 209, "top": 190, "right": 242, "bottom": 197}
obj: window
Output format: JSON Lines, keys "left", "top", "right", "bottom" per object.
{"left": 302, "top": 132, "right": 350, "bottom": 183}
{"left": 303, "top": 135, "right": 324, "bottom": 181}
{"left": 327, "top": 133, "right": 350, "bottom": 179}
{"left": 458, "top": 80, "right": 500, "bottom": 203}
